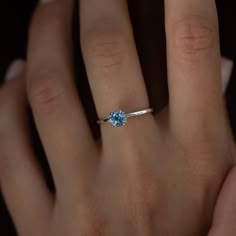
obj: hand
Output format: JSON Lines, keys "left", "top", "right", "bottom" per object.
{"left": 0, "top": 0, "right": 235, "bottom": 236}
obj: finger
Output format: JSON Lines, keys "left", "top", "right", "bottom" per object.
{"left": 208, "top": 166, "right": 236, "bottom": 236}
{"left": 80, "top": 0, "right": 151, "bottom": 130}
{"left": 0, "top": 60, "right": 52, "bottom": 235}
{"left": 165, "top": 0, "right": 224, "bottom": 134}
{"left": 27, "top": 0, "right": 97, "bottom": 193}
{"left": 221, "top": 57, "right": 233, "bottom": 93}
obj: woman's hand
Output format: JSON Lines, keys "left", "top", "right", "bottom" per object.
{"left": 0, "top": 0, "right": 235, "bottom": 235}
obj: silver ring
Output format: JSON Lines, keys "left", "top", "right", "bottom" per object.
{"left": 97, "top": 108, "right": 153, "bottom": 127}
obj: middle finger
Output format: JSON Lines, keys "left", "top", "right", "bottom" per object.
{"left": 27, "top": 0, "right": 97, "bottom": 193}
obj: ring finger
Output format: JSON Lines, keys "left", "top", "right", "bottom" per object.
{"left": 80, "top": 0, "right": 153, "bottom": 137}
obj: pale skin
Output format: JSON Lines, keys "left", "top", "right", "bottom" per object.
{"left": 0, "top": 0, "right": 236, "bottom": 235}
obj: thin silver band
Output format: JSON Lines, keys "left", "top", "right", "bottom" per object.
{"left": 97, "top": 108, "right": 153, "bottom": 125}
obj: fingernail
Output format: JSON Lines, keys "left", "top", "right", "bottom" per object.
{"left": 5, "top": 60, "right": 25, "bottom": 81}
{"left": 221, "top": 57, "right": 234, "bottom": 92}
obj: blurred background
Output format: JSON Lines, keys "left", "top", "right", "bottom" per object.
{"left": 0, "top": 0, "right": 235, "bottom": 235}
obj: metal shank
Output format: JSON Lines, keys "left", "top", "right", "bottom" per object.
{"left": 97, "top": 108, "right": 153, "bottom": 125}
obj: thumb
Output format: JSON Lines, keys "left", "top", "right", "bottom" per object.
{"left": 208, "top": 167, "right": 236, "bottom": 236}
{"left": 208, "top": 57, "right": 234, "bottom": 235}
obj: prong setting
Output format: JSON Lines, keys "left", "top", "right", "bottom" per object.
{"left": 108, "top": 110, "right": 127, "bottom": 127}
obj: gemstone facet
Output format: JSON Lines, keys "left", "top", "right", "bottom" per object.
{"left": 108, "top": 110, "right": 127, "bottom": 127}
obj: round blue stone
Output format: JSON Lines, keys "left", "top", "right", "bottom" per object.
{"left": 109, "top": 110, "right": 127, "bottom": 127}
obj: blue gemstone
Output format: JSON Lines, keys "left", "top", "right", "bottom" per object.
{"left": 109, "top": 110, "right": 127, "bottom": 127}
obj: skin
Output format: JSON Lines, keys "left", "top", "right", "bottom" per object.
{"left": 209, "top": 167, "right": 236, "bottom": 235}
{"left": 0, "top": 0, "right": 235, "bottom": 235}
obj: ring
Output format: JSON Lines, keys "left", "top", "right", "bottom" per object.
{"left": 97, "top": 108, "right": 153, "bottom": 127}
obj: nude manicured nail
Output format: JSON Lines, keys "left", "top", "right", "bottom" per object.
{"left": 221, "top": 57, "right": 234, "bottom": 92}
{"left": 5, "top": 60, "right": 25, "bottom": 81}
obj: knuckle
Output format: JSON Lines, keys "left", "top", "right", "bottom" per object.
{"left": 27, "top": 68, "right": 65, "bottom": 112}
{"left": 177, "top": 133, "right": 217, "bottom": 161}
{"left": 124, "top": 161, "right": 161, "bottom": 225}
{"left": 168, "top": 15, "right": 217, "bottom": 59}
{"left": 75, "top": 199, "right": 106, "bottom": 235}
{"left": 81, "top": 22, "right": 131, "bottom": 73}
{"left": 175, "top": 133, "right": 231, "bottom": 182}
